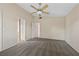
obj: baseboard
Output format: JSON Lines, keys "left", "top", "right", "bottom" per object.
{"left": 0, "top": 43, "right": 17, "bottom": 52}
{"left": 65, "top": 40, "right": 79, "bottom": 53}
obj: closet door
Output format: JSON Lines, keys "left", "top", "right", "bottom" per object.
{"left": 32, "top": 23, "right": 40, "bottom": 38}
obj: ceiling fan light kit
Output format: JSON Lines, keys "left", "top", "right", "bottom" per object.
{"left": 31, "top": 3, "right": 49, "bottom": 19}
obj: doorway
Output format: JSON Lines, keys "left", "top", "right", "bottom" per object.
{"left": 18, "top": 18, "right": 25, "bottom": 42}
{"left": 32, "top": 23, "right": 40, "bottom": 38}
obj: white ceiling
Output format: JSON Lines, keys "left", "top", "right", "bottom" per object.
{"left": 17, "top": 3, "right": 77, "bottom": 17}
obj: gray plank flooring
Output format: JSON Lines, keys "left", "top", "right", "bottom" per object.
{"left": 0, "top": 38, "right": 79, "bottom": 56}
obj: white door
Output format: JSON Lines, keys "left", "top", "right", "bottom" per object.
{"left": 32, "top": 23, "right": 40, "bottom": 38}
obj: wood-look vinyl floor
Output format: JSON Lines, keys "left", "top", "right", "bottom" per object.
{"left": 0, "top": 38, "right": 79, "bottom": 56}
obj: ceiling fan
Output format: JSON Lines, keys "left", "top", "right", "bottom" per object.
{"left": 31, "top": 3, "right": 49, "bottom": 17}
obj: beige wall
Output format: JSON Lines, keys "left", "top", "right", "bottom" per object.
{"left": 33, "top": 16, "right": 65, "bottom": 40}
{"left": 0, "top": 4, "right": 32, "bottom": 51}
{"left": 65, "top": 4, "right": 79, "bottom": 53}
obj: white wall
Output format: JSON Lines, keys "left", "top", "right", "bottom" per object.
{"left": 0, "top": 4, "right": 32, "bottom": 51}
{"left": 33, "top": 16, "right": 65, "bottom": 40}
{"left": 65, "top": 4, "right": 79, "bottom": 53}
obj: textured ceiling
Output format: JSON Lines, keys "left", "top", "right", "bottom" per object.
{"left": 17, "top": 3, "right": 77, "bottom": 17}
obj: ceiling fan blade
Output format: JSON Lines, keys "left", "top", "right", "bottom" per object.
{"left": 31, "top": 12, "right": 37, "bottom": 14}
{"left": 31, "top": 5, "right": 38, "bottom": 11}
{"left": 41, "top": 4, "right": 48, "bottom": 10}
{"left": 42, "top": 11, "right": 49, "bottom": 14}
